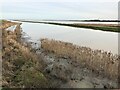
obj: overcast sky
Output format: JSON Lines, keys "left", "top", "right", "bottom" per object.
{"left": 0, "top": 0, "right": 119, "bottom": 20}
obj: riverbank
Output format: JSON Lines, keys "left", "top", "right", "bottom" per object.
{"left": 41, "top": 38, "right": 118, "bottom": 81}
{"left": 43, "top": 22, "right": 119, "bottom": 32}
{"left": 39, "top": 38, "right": 119, "bottom": 88}
{"left": 38, "top": 46, "right": 118, "bottom": 88}
{"left": 2, "top": 20, "right": 49, "bottom": 88}
{"left": 14, "top": 20, "right": 119, "bottom": 32}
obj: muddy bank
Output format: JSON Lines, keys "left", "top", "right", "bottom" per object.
{"left": 40, "top": 38, "right": 119, "bottom": 83}
{"left": 38, "top": 47, "right": 118, "bottom": 88}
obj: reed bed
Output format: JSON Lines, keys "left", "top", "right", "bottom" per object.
{"left": 2, "top": 21, "right": 49, "bottom": 88}
{"left": 41, "top": 38, "right": 119, "bottom": 81}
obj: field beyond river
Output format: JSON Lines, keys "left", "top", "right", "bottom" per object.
{"left": 1, "top": 20, "right": 119, "bottom": 88}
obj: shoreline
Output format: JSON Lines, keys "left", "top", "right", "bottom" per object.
{"left": 42, "top": 22, "right": 119, "bottom": 33}
{"left": 41, "top": 38, "right": 119, "bottom": 81}
{"left": 13, "top": 20, "right": 119, "bottom": 33}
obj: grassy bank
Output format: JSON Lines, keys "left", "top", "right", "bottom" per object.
{"left": 41, "top": 38, "right": 119, "bottom": 81}
{"left": 43, "top": 22, "right": 119, "bottom": 32}
{"left": 14, "top": 20, "right": 119, "bottom": 32}
{"left": 2, "top": 20, "right": 49, "bottom": 88}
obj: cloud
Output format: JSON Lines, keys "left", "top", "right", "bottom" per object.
{"left": 0, "top": 0, "right": 119, "bottom": 3}
{"left": 1, "top": 1, "right": 118, "bottom": 19}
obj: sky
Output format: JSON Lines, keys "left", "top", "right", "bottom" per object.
{"left": 0, "top": 0, "right": 119, "bottom": 20}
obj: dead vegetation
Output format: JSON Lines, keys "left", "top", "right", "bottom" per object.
{"left": 0, "top": 20, "right": 19, "bottom": 30}
{"left": 41, "top": 38, "right": 119, "bottom": 81}
{"left": 2, "top": 21, "right": 49, "bottom": 88}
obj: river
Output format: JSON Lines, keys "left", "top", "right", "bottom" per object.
{"left": 20, "top": 21, "right": 118, "bottom": 54}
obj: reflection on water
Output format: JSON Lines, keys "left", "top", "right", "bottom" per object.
{"left": 21, "top": 22, "right": 118, "bottom": 54}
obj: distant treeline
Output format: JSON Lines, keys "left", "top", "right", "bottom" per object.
{"left": 83, "top": 20, "right": 120, "bottom": 22}
{"left": 13, "top": 19, "right": 120, "bottom": 22}
{"left": 41, "top": 19, "right": 120, "bottom": 22}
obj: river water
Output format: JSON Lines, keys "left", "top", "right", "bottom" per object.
{"left": 20, "top": 21, "right": 118, "bottom": 54}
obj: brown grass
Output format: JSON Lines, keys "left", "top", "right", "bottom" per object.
{"left": 0, "top": 20, "right": 19, "bottom": 30}
{"left": 2, "top": 21, "right": 49, "bottom": 88}
{"left": 41, "top": 38, "right": 119, "bottom": 81}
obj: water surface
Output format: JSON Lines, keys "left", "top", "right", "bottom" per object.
{"left": 20, "top": 21, "right": 118, "bottom": 54}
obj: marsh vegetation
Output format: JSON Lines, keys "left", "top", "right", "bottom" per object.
{"left": 2, "top": 20, "right": 49, "bottom": 88}
{"left": 41, "top": 38, "right": 119, "bottom": 81}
